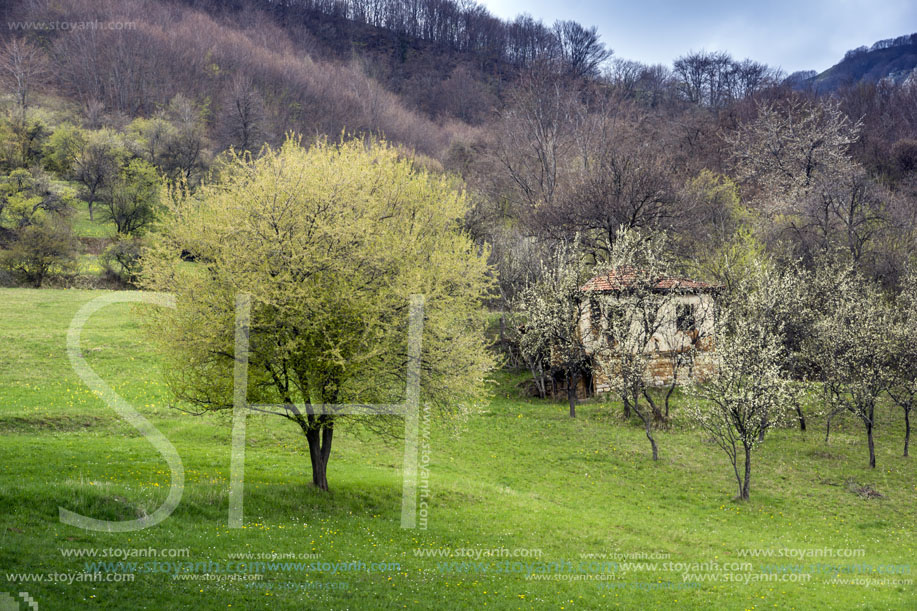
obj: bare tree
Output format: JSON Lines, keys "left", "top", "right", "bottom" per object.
{"left": 432, "top": 65, "right": 496, "bottom": 123}
{"left": 606, "top": 59, "right": 644, "bottom": 100}
{"left": 73, "top": 130, "right": 126, "bottom": 221}
{"left": 83, "top": 99, "right": 106, "bottom": 130}
{"left": 795, "top": 168, "right": 889, "bottom": 266}
{"left": 555, "top": 135, "right": 679, "bottom": 254}
{"left": 493, "top": 67, "right": 584, "bottom": 214}
{"left": 0, "top": 37, "right": 50, "bottom": 120}
{"left": 163, "top": 94, "right": 207, "bottom": 183}
{"left": 673, "top": 51, "right": 778, "bottom": 108}
{"left": 553, "top": 20, "right": 612, "bottom": 80}
{"left": 673, "top": 50, "right": 730, "bottom": 107}
{"left": 636, "top": 64, "right": 674, "bottom": 109}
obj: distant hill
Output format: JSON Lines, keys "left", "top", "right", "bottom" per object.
{"left": 798, "top": 33, "right": 917, "bottom": 91}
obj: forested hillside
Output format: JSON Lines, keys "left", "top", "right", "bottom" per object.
{"left": 1, "top": 0, "right": 916, "bottom": 296}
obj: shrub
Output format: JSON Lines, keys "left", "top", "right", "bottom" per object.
{"left": 0, "top": 217, "right": 78, "bottom": 287}
{"left": 100, "top": 236, "right": 141, "bottom": 285}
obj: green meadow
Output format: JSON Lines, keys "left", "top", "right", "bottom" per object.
{"left": 0, "top": 289, "right": 914, "bottom": 609}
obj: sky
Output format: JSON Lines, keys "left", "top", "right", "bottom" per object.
{"left": 480, "top": 0, "right": 917, "bottom": 74}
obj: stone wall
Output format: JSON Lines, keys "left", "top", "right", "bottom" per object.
{"left": 581, "top": 292, "right": 717, "bottom": 394}
{"left": 592, "top": 351, "right": 715, "bottom": 394}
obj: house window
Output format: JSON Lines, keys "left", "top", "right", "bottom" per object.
{"left": 589, "top": 297, "right": 601, "bottom": 333}
{"left": 605, "top": 304, "right": 625, "bottom": 343}
{"left": 676, "top": 303, "right": 696, "bottom": 333}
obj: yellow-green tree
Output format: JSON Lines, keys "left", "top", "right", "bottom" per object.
{"left": 141, "top": 137, "right": 494, "bottom": 490}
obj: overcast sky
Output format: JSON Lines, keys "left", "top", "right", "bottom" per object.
{"left": 480, "top": 0, "right": 917, "bottom": 74}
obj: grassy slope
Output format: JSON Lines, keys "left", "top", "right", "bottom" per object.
{"left": 0, "top": 289, "right": 914, "bottom": 610}
{"left": 70, "top": 199, "right": 117, "bottom": 240}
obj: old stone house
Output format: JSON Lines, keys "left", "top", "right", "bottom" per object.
{"left": 572, "top": 268, "right": 720, "bottom": 397}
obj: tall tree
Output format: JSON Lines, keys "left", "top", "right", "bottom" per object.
{"left": 220, "top": 74, "right": 266, "bottom": 153}
{"left": 0, "top": 37, "right": 49, "bottom": 120}
{"left": 100, "top": 158, "right": 161, "bottom": 235}
{"left": 141, "top": 137, "right": 494, "bottom": 491}
{"left": 726, "top": 98, "right": 861, "bottom": 211}
{"left": 552, "top": 20, "right": 612, "bottom": 79}
{"left": 557, "top": 134, "right": 678, "bottom": 254}
{"left": 493, "top": 67, "right": 584, "bottom": 214}
{"left": 72, "top": 130, "right": 126, "bottom": 221}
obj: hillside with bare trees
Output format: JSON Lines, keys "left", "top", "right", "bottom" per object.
{"left": 1, "top": 0, "right": 916, "bottom": 293}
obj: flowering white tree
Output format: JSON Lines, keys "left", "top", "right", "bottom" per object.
{"left": 515, "top": 237, "right": 595, "bottom": 418}
{"left": 888, "top": 272, "right": 917, "bottom": 457}
{"left": 811, "top": 271, "right": 894, "bottom": 468}
{"left": 599, "top": 229, "right": 683, "bottom": 460}
{"left": 725, "top": 99, "right": 861, "bottom": 210}
{"left": 689, "top": 264, "right": 800, "bottom": 499}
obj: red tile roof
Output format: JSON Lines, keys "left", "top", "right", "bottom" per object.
{"left": 582, "top": 267, "right": 721, "bottom": 292}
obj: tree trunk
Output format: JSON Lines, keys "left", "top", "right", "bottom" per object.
{"left": 567, "top": 372, "right": 577, "bottom": 418}
{"left": 528, "top": 363, "right": 545, "bottom": 398}
{"left": 795, "top": 403, "right": 806, "bottom": 432}
{"left": 740, "top": 447, "right": 751, "bottom": 500}
{"left": 866, "top": 421, "right": 876, "bottom": 469}
{"left": 663, "top": 380, "right": 676, "bottom": 421}
{"left": 731, "top": 457, "right": 742, "bottom": 499}
{"left": 304, "top": 417, "right": 334, "bottom": 490}
{"left": 636, "top": 409, "right": 658, "bottom": 461}
{"left": 642, "top": 388, "right": 666, "bottom": 426}
{"left": 904, "top": 407, "right": 911, "bottom": 458}
{"left": 645, "top": 419, "right": 658, "bottom": 461}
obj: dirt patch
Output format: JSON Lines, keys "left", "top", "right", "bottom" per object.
{"left": 0, "top": 414, "right": 108, "bottom": 433}
{"left": 847, "top": 480, "right": 884, "bottom": 499}
{"left": 808, "top": 448, "right": 841, "bottom": 459}
{"left": 79, "top": 237, "right": 113, "bottom": 254}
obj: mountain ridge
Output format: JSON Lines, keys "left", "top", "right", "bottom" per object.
{"left": 795, "top": 32, "right": 917, "bottom": 91}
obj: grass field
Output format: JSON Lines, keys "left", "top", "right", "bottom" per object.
{"left": 70, "top": 200, "right": 117, "bottom": 240}
{"left": 1, "top": 289, "right": 915, "bottom": 610}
